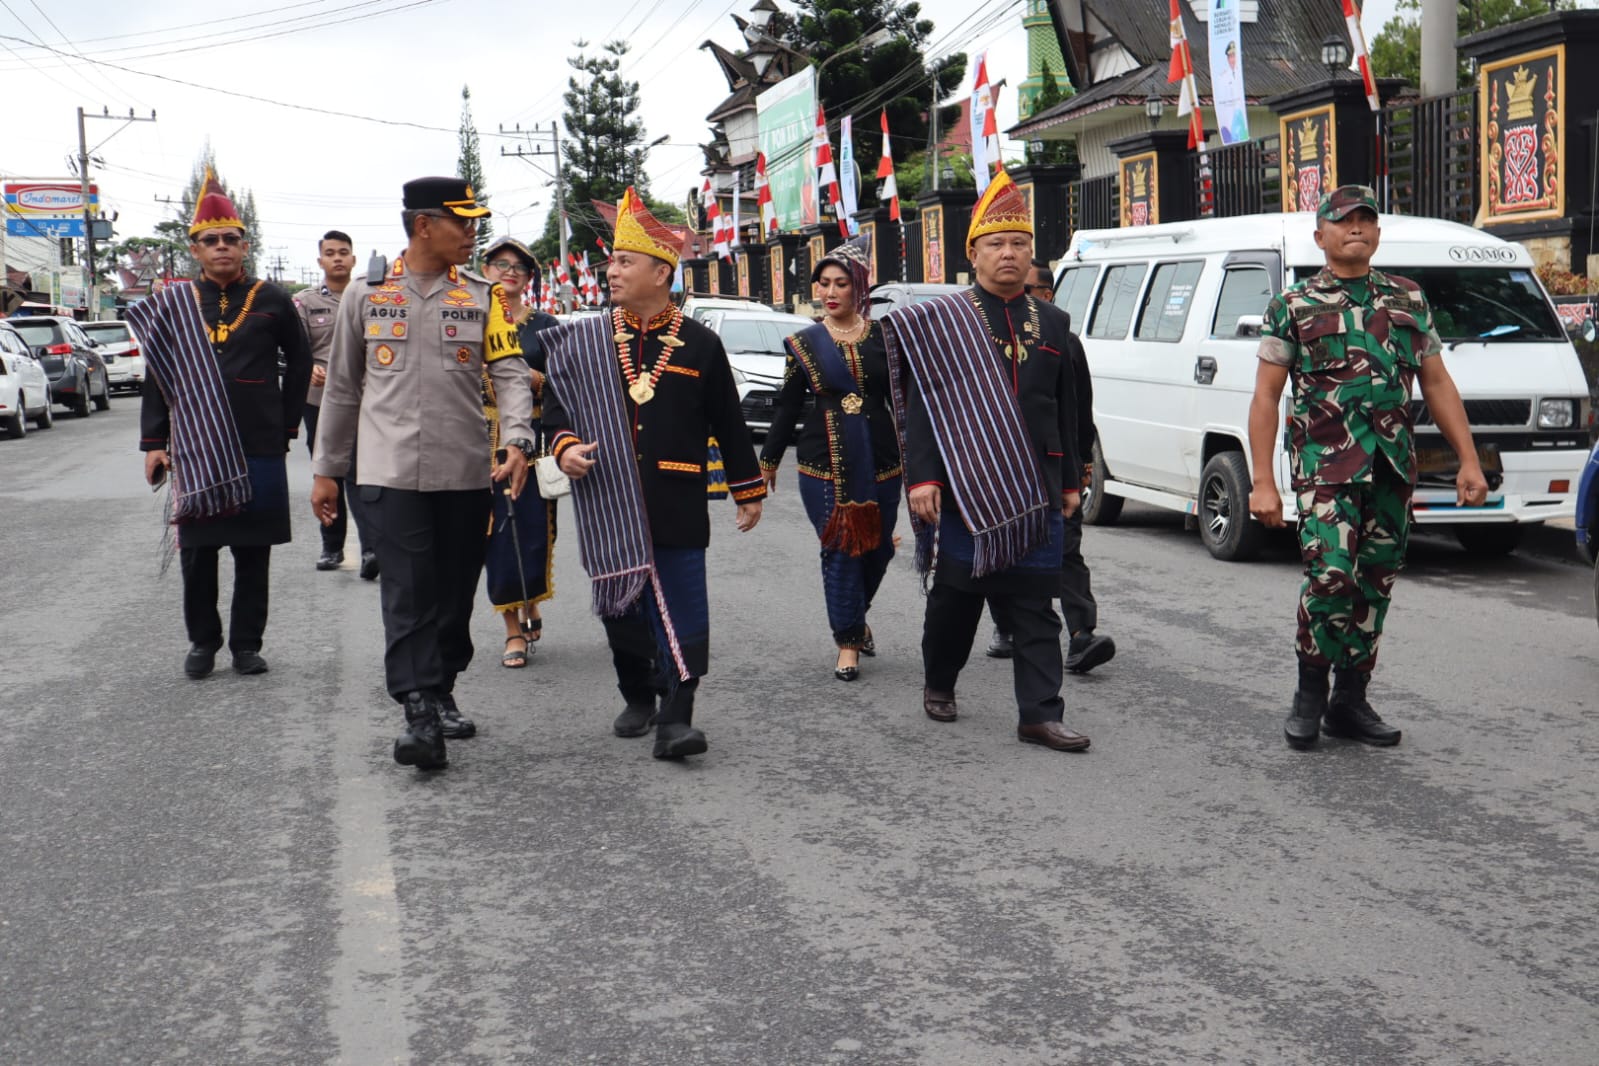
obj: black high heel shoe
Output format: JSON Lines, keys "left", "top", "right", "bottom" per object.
{"left": 860, "top": 627, "right": 876, "bottom": 657}
{"left": 834, "top": 650, "right": 860, "bottom": 682}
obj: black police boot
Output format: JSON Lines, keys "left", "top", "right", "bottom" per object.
{"left": 1324, "top": 669, "right": 1402, "bottom": 746}
{"left": 1284, "top": 661, "right": 1330, "bottom": 750}
{"left": 394, "top": 691, "right": 447, "bottom": 770}
{"left": 653, "top": 682, "right": 706, "bottom": 759}
{"left": 316, "top": 549, "right": 343, "bottom": 571}
{"left": 437, "top": 692, "right": 477, "bottom": 740}
{"left": 184, "top": 642, "right": 220, "bottom": 679}
{"left": 358, "top": 550, "right": 380, "bottom": 581}
{"left": 985, "top": 628, "right": 1014, "bottom": 659}
{"left": 613, "top": 699, "right": 657, "bottom": 738}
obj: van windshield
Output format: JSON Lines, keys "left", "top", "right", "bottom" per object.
{"left": 1293, "top": 266, "right": 1563, "bottom": 341}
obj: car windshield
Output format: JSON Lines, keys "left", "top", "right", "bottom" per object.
{"left": 716, "top": 318, "right": 788, "bottom": 355}
{"left": 10, "top": 321, "right": 60, "bottom": 345}
{"left": 83, "top": 324, "right": 131, "bottom": 342}
{"left": 1293, "top": 266, "right": 1564, "bottom": 341}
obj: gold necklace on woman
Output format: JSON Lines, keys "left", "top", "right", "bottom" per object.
{"left": 196, "top": 280, "right": 265, "bottom": 345}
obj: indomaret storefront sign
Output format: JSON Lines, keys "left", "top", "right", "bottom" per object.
{"left": 1481, "top": 45, "right": 1565, "bottom": 225}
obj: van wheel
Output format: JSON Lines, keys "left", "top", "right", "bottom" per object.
{"left": 1199, "top": 451, "right": 1264, "bottom": 561}
{"left": 1080, "top": 440, "right": 1123, "bottom": 526}
{"left": 1454, "top": 524, "right": 1521, "bottom": 557}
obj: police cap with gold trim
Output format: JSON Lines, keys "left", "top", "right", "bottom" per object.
{"left": 403, "top": 176, "right": 491, "bottom": 219}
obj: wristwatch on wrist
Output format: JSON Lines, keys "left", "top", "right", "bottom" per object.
{"left": 504, "top": 437, "right": 536, "bottom": 461}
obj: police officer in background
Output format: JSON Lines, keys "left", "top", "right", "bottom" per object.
{"left": 1248, "top": 185, "right": 1488, "bottom": 751}
{"left": 294, "top": 229, "right": 377, "bottom": 578}
{"left": 311, "top": 177, "right": 535, "bottom": 771}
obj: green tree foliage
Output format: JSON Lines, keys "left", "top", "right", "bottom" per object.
{"left": 1028, "top": 62, "right": 1077, "bottom": 168}
{"left": 775, "top": 1, "right": 967, "bottom": 172}
{"left": 533, "top": 40, "right": 659, "bottom": 262}
{"left": 457, "top": 85, "right": 494, "bottom": 263}
{"left": 1370, "top": 0, "right": 1573, "bottom": 89}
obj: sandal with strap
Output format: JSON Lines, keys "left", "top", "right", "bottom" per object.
{"left": 527, "top": 615, "right": 544, "bottom": 642}
{"left": 502, "top": 634, "right": 529, "bottom": 668}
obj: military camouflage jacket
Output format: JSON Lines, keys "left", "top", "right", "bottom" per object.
{"left": 1258, "top": 267, "right": 1442, "bottom": 489}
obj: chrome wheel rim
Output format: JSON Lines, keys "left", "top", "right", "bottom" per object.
{"left": 1203, "top": 475, "right": 1230, "bottom": 541}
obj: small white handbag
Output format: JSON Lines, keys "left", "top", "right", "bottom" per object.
{"left": 534, "top": 453, "right": 571, "bottom": 500}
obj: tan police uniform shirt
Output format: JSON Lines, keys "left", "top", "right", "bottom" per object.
{"left": 312, "top": 256, "right": 533, "bottom": 491}
{"left": 293, "top": 284, "right": 341, "bottom": 407}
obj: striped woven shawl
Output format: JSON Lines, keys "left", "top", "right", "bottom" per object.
{"left": 882, "top": 290, "right": 1050, "bottom": 579}
{"left": 542, "top": 315, "right": 692, "bottom": 680}
{"left": 125, "top": 283, "right": 252, "bottom": 523}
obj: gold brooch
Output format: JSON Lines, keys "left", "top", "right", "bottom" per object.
{"left": 840, "top": 393, "right": 864, "bottom": 415}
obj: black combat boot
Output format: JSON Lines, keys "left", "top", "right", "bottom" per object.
{"left": 1324, "top": 669, "right": 1402, "bottom": 746}
{"left": 612, "top": 692, "right": 657, "bottom": 738}
{"left": 437, "top": 692, "right": 477, "bottom": 739}
{"left": 653, "top": 681, "right": 707, "bottom": 759}
{"left": 1284, "top": 661, "right": 1330, "bottom": 750}
{"left": 394, "top": 691, "right": 447, "bottom": 770}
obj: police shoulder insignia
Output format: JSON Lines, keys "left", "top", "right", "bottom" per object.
{"left": 456, "top": 346, "right": 472, "bottom": 364}
{"left": 392, "top": 323, "right": 407, "bottom": 337}
{"left": 375, "top": 344, "right": 396, "bottom": 366}
{"left": 367, "top": 323, "right": 381, "bottom": 337}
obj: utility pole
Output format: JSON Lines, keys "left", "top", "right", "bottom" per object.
{"left": 499, "top": 122, "right": 569, "bottom": 312}
{"left": 78, "top": 106, "right": 156, "bottom": 316}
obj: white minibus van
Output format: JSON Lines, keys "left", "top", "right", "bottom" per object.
{"left": 1056, "top": 213, "right": 1591, "bottom": 560}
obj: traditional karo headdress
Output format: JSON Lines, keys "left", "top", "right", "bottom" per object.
{"left": 189, "top": 167, "right": 246, "bottom": 238}
{"left": 966, "top": 169, "right": 1032, "bottom": 247}
{"left": 811, "top": 234, "right": 873, "bottom": 319}
{"left": 612, "top": 186, "right": 680, "bottom": 270}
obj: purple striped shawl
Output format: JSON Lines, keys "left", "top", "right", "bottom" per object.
{"left": 881, "top": 289, "right": 1050, "bottom": 579}
{"left": 125, "top": 283, "right": 252, "bottom": 523}
{"left": 542, "top": 314, "right": 690, "bottom": 679}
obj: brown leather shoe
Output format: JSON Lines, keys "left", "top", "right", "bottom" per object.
{"left": 922, "top": 686, "right": 957, "bottom": 722}
{"left": 1017, "top": 721, "right": 1090, "bottom": 751}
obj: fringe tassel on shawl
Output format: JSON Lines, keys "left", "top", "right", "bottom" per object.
{"left": 820, "top": 499, "right": 881, "bottom": 556}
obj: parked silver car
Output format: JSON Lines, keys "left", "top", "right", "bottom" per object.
{"left": 81, "top": 320, "right": 145, "bottom": 394}
{"left": 0, "top": 321, "right": 53, "bottom": 438}
{"left": 700, "top": 308, "right": 814, "bottom": 433}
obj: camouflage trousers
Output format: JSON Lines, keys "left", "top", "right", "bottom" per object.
{"left": 1295, "top": 463, "right": 1414, "bottom": 671}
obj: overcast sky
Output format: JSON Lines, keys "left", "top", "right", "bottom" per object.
{"left": 0, "top": 0, "right": 1399, "bottom": 283}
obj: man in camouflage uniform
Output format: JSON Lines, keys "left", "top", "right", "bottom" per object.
{"left": 1247, "top": 185, "right": 1489, "bottom": 750}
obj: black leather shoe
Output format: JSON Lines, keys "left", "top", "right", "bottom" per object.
{"left": 316, "top": 550, "right": 344, "bottom": 571}
{"left": 184, "top": 643, "right": 219, "bottom": 679}
{"left": 613, "top": 703, "right": 656, "bottom": 738}
{"left": 1324, "top": 674, "right": 1402, "bottom": 746}
{"left": 834, "top": 665, "right": 859, "bottom": 682}
{"left": 394, "top": 692, "right": 447, "bottom": 770}
{"left": 358, "top": 550, "right": 380, "bottom": 581}
{"left": 923, "top": 686, "right": 958, "bottom": 722}
{"left": 232, "top": 650, "right": 269, "bottom": 675}
{"left": 860, "top": 627, "right": 876, "bottom": 657}
{"left": 1017, "top": 720, "right": 1091, "bottom": 751}
{"left": 985, "top": 629, "right": 1014, "bottom": 659}
{"left": 1066, "top": 632, "right": 1116, "bottom": 674}
{"left": 653, "top": 722, "right": 708, "bottom": 759}
{"left": 437, "top": 693, "right": 477, "bottom": 739}
{"left": 1284, "top": 690, "right": 1327, "bottom": 750}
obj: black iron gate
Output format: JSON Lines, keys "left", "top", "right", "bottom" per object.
{"left": 1381, "top": 88, "right": 1478, "bottom": 224}
{"left": 1205, "top": 135, "right": 1283, "bottom": 217}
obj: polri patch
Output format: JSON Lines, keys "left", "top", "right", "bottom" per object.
{"left": 445, "top": 324, "right": 458, "bottom": 338}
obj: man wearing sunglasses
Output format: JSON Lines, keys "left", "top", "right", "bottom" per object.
{"left": 311, "top": 177, "right": 535, "bottom": 772}
{"left": 130, "top": 175, "right": 313, "bottom": 681}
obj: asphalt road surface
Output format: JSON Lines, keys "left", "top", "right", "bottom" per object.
{"left": 2, "top": 401, "right": 1595, "bottom": 1065}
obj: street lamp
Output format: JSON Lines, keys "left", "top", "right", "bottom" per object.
{"left": 1144, "top": 92, "right": 1163, "bottom": 130}
{"left": 1029, "top": 138, "right": 1045, "bottom": 163}
{"left": 1321, "top": 34, "right": 1350, "bottom": 79}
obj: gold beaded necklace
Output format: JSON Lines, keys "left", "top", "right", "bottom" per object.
{"left": 196, "top": 280, "right": 265, "bottom": 345}
{"left": 612, "top": 305, "right": 685, "bottom": 405}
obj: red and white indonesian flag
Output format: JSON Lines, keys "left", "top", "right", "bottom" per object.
{"left": 1343, "top": 0, "right": 1380, "bottom": 112}
{"left": 1167, "top": 0, "right": 1205, "bottom": 150}
{"left": 702, "top": 179, "right": 724, "bottom": 257}
{"left": 970, "top": 54, "right": 1000, "bottom": 193}
{"left": 815, "top": 104, "right": 847, "bottom": 237}
{"left": 877, "top": 109, "right": 900, "bottom": 222}
{"left": 755, "top": 152, "right": 777, "bottom": 235}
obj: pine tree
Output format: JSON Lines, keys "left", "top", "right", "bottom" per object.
{"left": 533, "top": 40, "right": 659, "bottom": 261}
{"left": 457, "top": 85, "right": 493, "bottom": 262}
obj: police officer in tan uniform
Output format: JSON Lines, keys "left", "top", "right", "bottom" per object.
{"left": 294, "top": 229, "right": 376, "bottom": 578}
{"left": 311, "top": 177, "right": 535, "bottom": 771}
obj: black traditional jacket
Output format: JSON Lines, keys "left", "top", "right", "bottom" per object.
{"left": 759, "top": 321, "right": 902, "bottom": 479}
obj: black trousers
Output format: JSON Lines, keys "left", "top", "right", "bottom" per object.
{"left": 362, "top": 486, "right": 491, "bottom": 702}
{"left": 926, "top": 583, "right": 1065, "bottom": 725}
{"left": 180, "top": 544, "right": 271, "bottom": 653}
{"left": 303, "top": 404, "right": 370, "bottom": 555}
{"left": 988, "top": 509, "right": 1099, "bottom": 637}
{"left": 601, "top": 611, "right": 700, "bottom": 725}
{"left": 1059, "top": 508, "right": 1097, "bottom": 635}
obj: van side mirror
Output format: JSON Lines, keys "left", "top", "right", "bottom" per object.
{"left": 1234, "top": 314, "right": 1264, "bottom": 339}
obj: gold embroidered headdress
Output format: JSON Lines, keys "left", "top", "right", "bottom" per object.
{"left": 966, "top": 169, "right": 1032, "bottom": 247}
{"left": 189, "top": 167, "right": 246, "bottom": 238}
{"left": 612, "top": 186, "right": 681, "bottom": 269}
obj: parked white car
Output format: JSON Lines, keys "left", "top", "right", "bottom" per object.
{"left": 700, "top": 308, "right": 815, "bottom": 433}
{"left": 81, "top": 320, "right": 145, "bottom": 393}
{"left": 0, "top": 321, "right": 53, "bottom": 438}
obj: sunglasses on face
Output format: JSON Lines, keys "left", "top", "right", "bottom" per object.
{"left": 197, "top": 233, "right": 245, "bottom": 247}
{"left": 487, "top": 259, "right": 530, "bottom": 275}
{"left": 420, "top": 211, "right": 479, "bottom": 233}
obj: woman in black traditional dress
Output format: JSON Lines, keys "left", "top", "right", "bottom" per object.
{"left": 481, "top": 238, "right": 560, "bottom": 667}
{"left": 759, "top": 238, "right": 902, "bottom": 681}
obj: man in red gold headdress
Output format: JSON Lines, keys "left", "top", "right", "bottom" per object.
{"left": 128, "top": 169, "right": 313, "bottom": 681}
{"left": 541, "top": 188, "right": 765, "bottom": 761}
